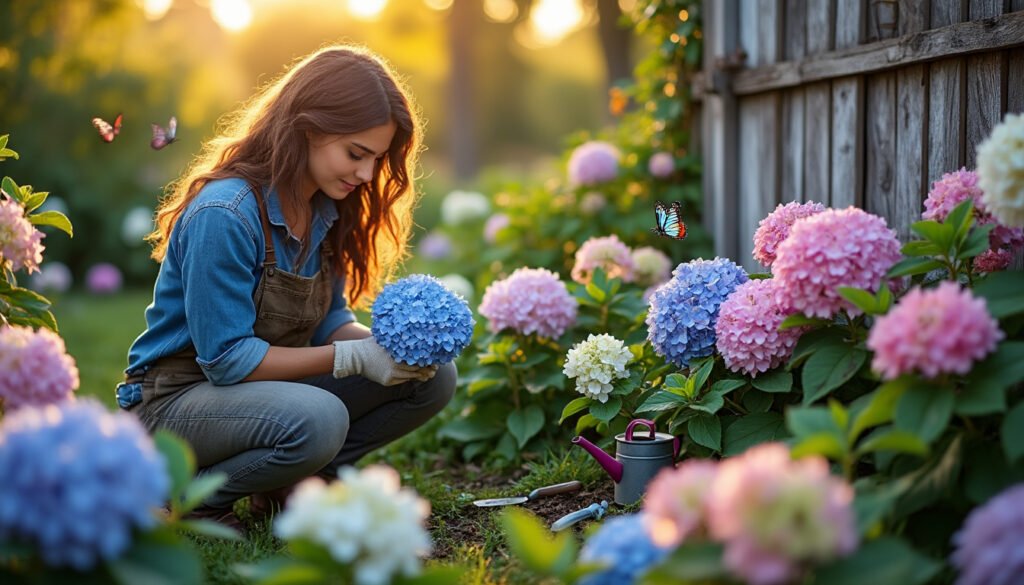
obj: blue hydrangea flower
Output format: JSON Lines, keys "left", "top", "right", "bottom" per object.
{"left": 646, "top": 257, "right": 748, "bottom": 368}
{"left": 371, "top": 274, "right": 475, "bottom": 366}
{"left": 579, "top": 513, "right": 671, "bottom": 585}
{"left": 0, "top": 399, "right": 170, "bottom": 571}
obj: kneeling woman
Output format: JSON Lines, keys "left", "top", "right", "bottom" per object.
{"left": 118, "top": 46, "right": 455, "bottom": 527}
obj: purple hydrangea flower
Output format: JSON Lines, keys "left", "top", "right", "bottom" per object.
{"left": 0, "top": 325, "right": 79, "bottom": 410}
{"left": 646, "top": 258, "right": 748, "bottom": 368}
{"left": 648, "top": 152, "right": 676, "bottom": 179}
{"left": 418, "top": 231, "right": 453, "bottom": 260}
{"left": 0, "top": 196, "right": 45, "bottom": 274}
{"left": 478, "top": 267, "right": 577, "bottom": 339}
{"left": 85, "top": 263, "right": 122, "bottom": 294}
{"left": 483, "top": 213, "right": 511, "bottom": 244}
{"left": 0, "top": 400, "right": 170, "bottom": 570}
{"left": 371, "top": 274, "right": 475, "bottom": 367}
{"left": 568, "top": 141, "right": 621, "bottom": 187}
{"left": 951, "top": 483, "right": 1024, "bottom": 585}
{"left": 579, "top": 513, "right": 672, "bottom": 585}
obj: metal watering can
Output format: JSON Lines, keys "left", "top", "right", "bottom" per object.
{"left": 572, "top": 418, "right": 680, "bottom": 505}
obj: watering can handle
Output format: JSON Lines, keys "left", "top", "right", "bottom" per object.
{"left": 625, "top": 418, "right": 656, "bottom": 441}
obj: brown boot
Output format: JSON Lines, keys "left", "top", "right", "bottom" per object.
{"left": 249, "top": 485, "right": 296, "bottom": 523}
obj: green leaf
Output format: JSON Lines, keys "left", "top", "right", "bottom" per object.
{"left": 875, "top": 283, "right": 893, "bottom": 313}
{"left": 507, "top": 405, "right": 545, "bottom": 448}
{"left": 108, "top": 530, "right": 204, "bottom": 585}
{"left": 723, "top": 412, "right": 787, "bottom": 456}
{"left": 786, "top": 407, "right": 842, "bottom": 438}
{"left": 438, "top": 416, "right": 504, "bottom": 442}
{"left": 175, "top": 518, "right": 242, "bottom": 541}
{"left": 662, "top": 373, "right": 688, "bottom": 393}
{"left": 910, "top": 220, "right": 954, "bottom": 252}
{"left": 29, "top": 210, "right": 73, "bottom": 237}
{"left": 849, "top": 376, "right": 917, "bottom": 441}
{"left": 641, "top": 541, "right": 727, "bottom": 583}
{"left": 0, "top": 134, "right": 8, "bottom": 150}
{"left": 955, "top": 378, "right": 1007, "bottom": 416}
{"left": 153, "top": 431, "right": 196, "bottom": 503}
{"left": 791, "top": 433, "right": 846, "bottom": 460}
{"left": 886, "top": 257, "right": 945, "bottom": 278}
{"left": 750, "top": 370, "right": 792, "bottom": 393}
{"left": 856, "top": 429, "right": 929, "bottom": 458}
{"left": 779, "top": 313, "right": 830, "bottom": 330}
{"left": 467, "top": 377, "right": 503, "bottom": 396}
{"left": 687, "top": 414, "right": 721, "bottom": 451}
{"left": 708, "top": 378, "right": 746, "bottom": 396}
{"left": 837, "top": 286, "right": 878, "bottom": 315}
{"left": 900, "top": 240, "right": 943, "bottom": 257}
{"left": 958, "top": 224, "right": 995, "bottom": 259}
{"left": 689, "top": 357, "right": 714, "bottom": 391}
{"left": 743, "top": 389, "right": 774, "bottom": 412}
{"left": 894, "top": 384, "right": 954, "bottom": 443}
{"left": 181, "top": 472, "right": 228, "bottom": 513}
{"left": 397, "top": 566, "right": 468, "bottom": 585}
{"left": 585, "top": 281, "right": 606, "bottom": 302}
{"left": 946, "top": 199, "right": 974, "bottom": 241}
{"left": 23, "top": 190, "right": 47, "bottom": 213}
{"left": 974, "top": 272, "right": 1024, "bottom": 319}
{"left": 500, "top": 508, "right": 578, "bottom": 577}
{"left": 635, "top": 391, "right": 688, "bottom": 414}
{"left": 2, "top": 176, "right": 20, "bottom": 202}
{"left": 560, "top": 396, "right": 592, "bottom": 423}
{"left": 809, "top": 537, "right": 941, "bottom": 585}
{"left": 801, "top": 346, "right": 867, "bottom": 405}
{"left": 1002, "top": 402, "right": 1024, "bottom": 464}
{"left": 893, "top": 434, "right": 964, "bottom": 519}
{"left": 575, "top": 413, "right": 599, "bottom": 434}
{"left": 788, "top": 327, "right": 845, "bottom": 369}
{"left": 688, "top": 390, "right": 724, "bottom": 415}
{"left": 234, "top": 557, "right": 326, "bottom": 585}
{"left": 589, "top": 397, "right": 622, "bottom": 423}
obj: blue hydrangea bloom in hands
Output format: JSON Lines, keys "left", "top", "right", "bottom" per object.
{"left": 579, "top": 513, "right": 671, "bottom": 585}
{"left": 646, "top": 257, "right": 748, "bottom": 368}
{"left": 371, "top": 274, "right": 475, "bottom": 366}
{"left": 0, "top": 399, "right": 170, "bottom": 570}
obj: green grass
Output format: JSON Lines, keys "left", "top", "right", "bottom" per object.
{"left": 48, "top": 292, "right": 614, "bottom": 584}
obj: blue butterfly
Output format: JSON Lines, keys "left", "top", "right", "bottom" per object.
{"left": 651, "top": 201, "right": 687, "bottom": 239}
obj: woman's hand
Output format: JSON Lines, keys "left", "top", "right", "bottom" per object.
{"left": 332, "top": 338, "right": 436, "bottom": 386}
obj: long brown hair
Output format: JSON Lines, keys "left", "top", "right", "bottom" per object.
{"left": 148, "top": 45, "right": 422, "bottom": 309}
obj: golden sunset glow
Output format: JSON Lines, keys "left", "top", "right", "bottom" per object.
{"left": 210, "top": 0, "right": 253, "bottom": 31}
{"left": 346, "top": 0, "right": 389, "bottom": 21}
{"left": 529, "top": 0, "right": 586, "bottom": 45}
{"left": 139, "top": 0, "right": 172, "bottom": 20}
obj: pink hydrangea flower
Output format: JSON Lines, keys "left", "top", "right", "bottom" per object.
{"left": 483, "top": 213, "right": 510, "bottom": 244}
{"left": 0, "top": 325, "right": 79, "bottom": 410}
{"left": 567, "top": 141, "right": 620, "bottom": 187}
{"left": 643, "top": 460, "right": 718, "bottom": 547}
{"left": 571, "top": 234, "right": 635, "bottom": 284}
{"left": 706, "top": 443, "right": 858, "bottom": 585}
{"left": 0, "top": 196, "right": 45, "bottom": 274}
{"left": 923, "top": 168, "right": 1024, "bottom": 257}
{"left": 951, "top": 483, "right": 1024, "bottom": 585}
{"left": 867, "top": 282, "right": 1003, "bottom": 380}
{"left": 86, "top": 263, "right": 122, "bottom": 294}
{"left": 478, "top": 267, "right": 577, "bottom": 339}
{"left": 631, "top": 246, "right": 672, "bottom": 287}
{"left": 648, "top": 151, "right": 675, "bottom": 179}
{"left": 773, "top": 207, "right": 902, "bottom": 319}
{"left": 974, "top": 248, "right": 1014, "bottom": 273}
{"left": 752, "top": 201, "right": 826, "bottom": 268}
{"left": 716, "top": 279, "right": 806, "bottom": 377}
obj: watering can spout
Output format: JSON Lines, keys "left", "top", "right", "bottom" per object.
{"left": 572, "top": 436, "right": 623, "bottom": 482}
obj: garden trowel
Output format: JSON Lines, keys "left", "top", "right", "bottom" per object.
{"left": 472, "top": 480, "right": 583, "bottom": 507}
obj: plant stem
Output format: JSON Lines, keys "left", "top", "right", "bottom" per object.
{"left": 725, "top": 397, "right": 749, "bottom": 415}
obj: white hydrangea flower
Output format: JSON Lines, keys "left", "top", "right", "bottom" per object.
{"left": 274, "top": 465, "right": 431, "bottom": 585}
{"left": 978, "top": 113, "right": 1024, "bottom": 228}
{"left": 440, "top": 190, "right": 490, "bottom": 225}
{"left": 563, "top": 333, "right": 633, "bottom": 403}
{"left": 121, "top": 206, "right": 153, "bottom": 246}
{"left": 579, "top": 192, "right": 607, "bottom": 215}
{"left": 631, "top": 246, "right": 672, "bottom": 287}
{"left": 438, "top": 273, "right": 474, "bottom": 302}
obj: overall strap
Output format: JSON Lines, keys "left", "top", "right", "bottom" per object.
{"left": 254, "top": 189, "right": 277, "bottom": 267}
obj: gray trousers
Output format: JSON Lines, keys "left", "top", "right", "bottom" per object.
{"left": 134, "top": 363, "right": 456, "bottom": 509}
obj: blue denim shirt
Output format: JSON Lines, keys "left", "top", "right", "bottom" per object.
{"left": 125, "top": 177, "right": 356, "bottom": 385}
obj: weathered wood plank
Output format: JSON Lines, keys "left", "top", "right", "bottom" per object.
{"left": 758, "top": 0, "right": 781, "bottom": 65}
{"left": 866, "top": 73, "right": 897, "bottom": 228}
{"left": 831, "top": 77, "right": 864, "bottom": 207}
{"left": 805, "top": 82, "right": 832, "bottom": 204}
{"left": 898, "top": 0, "right": 930, "bottom": 36}
{"left": 807, "top": 0, "right": 835, "bottom": 53}
{"left": 739, "top": 95, "right": 780, "bottom": 271}
{"left": 785, "top": 0, "right": 807, "bottom": 61}
{"left": 782, "top": 89, "right": 805, "bottom": 202}
{"left": 927, "top": 59, "right": 965, "bottom": 185}
{"left": 966, "top": 53, "right": 1004, "bottom": 168}
{"left": 969, "top": 0, "right": 1004, "bottom": 20}
{"left": 702, "top": 0, "right": 741, "bottom": 261}
{"left": 933, "top": 0, "right": 966, "bottom": 26}
{"left": 895, "top": 65, "right": 927, "bottom": 242}
{"left": 836, "top": 0, "right": 864, "bottom": 48}
{"left": 869, "top": 0, "right": 900, "bottom": 41}
{"left": 732, "top": 11, "right": 1024, "bottom": 95}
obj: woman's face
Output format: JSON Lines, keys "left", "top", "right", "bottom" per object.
{"left": 305, "top": 121, "right": 397, "bottom": 201}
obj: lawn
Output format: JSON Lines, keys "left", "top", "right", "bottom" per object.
{"left": 51, "top": 291, "right": 616, "bottom": 584}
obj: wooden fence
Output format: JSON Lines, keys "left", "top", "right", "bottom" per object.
{"left": 698, "top": 0, "right": 1024, "bottom": 272}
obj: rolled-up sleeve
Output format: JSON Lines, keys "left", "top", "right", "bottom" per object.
{"left": 178, "top": 205, "right": 269, "bottom": 385}
{"left": 311, "top": 275, "right": 357, "bottom": 345}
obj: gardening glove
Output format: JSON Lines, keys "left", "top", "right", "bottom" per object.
{"left": 332, "top": 338, "right": 431, "bottom": 386}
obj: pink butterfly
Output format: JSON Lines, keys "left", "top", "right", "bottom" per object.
{"left": 91, "top": 113, "right": 123, "bottom": 143}
{"left": 150, "top": 116, "right": 177, "bottom": 150}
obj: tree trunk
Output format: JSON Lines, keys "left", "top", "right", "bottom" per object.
{"left": 595, "top": 0, "right": 633, "bottom": 92}
{"left": 447, "top": 0, "right": 479, "bottom": 180}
